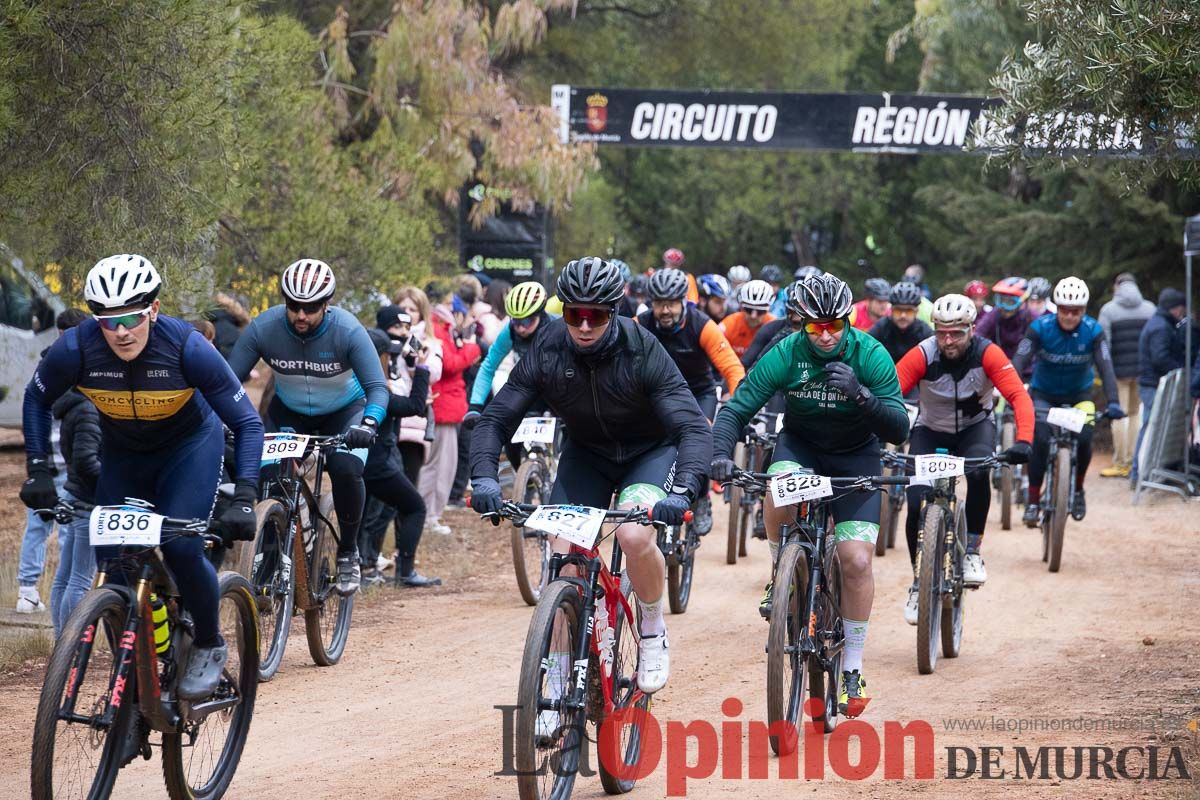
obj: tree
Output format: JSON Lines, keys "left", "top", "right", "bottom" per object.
{"left": 989, "top": 1, "right": 1200, "bottom": 181}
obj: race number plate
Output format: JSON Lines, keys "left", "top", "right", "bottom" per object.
{"left": 769, "top": 471, "right": 833, "bottom": 506}
{"left": 89, "top": 506, "right": 165, "bottom": 547}
{"left": 524, "top": 505, "right": 606, "bottom": 549}
{"left": 512, "top": 417, "right": 556, "bottom": 445}
{"left": 913, "top": 454, "right": 966, "bottom": 481}
{"left": 261, "top": 433, "right": 311, "bottom": 462}
{"left": 1046, "top": 406, "right": 1087, "bottom": 433}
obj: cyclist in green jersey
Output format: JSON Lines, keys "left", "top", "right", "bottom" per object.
{"left": 711, "top": 274, "right": 909, "bottom": 717}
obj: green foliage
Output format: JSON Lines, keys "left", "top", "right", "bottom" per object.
{"left": 991, "top": 1, "right": 1200, "bottom": 182}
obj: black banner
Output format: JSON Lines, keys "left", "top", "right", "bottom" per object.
{"left": 458, "top": 182, "right": 551, "bottom": 283}
{"left": 550, "top": 85, "right": 1156, "bottom": 155}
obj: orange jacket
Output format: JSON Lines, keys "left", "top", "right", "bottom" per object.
{"left": 720, "top": 310, "right": 776, "bottom": 357}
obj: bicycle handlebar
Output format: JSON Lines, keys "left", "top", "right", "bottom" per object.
{"left": 45, "top": 499, "right": 219, "bottom": 542}
{"left": 727, "top": 468, "right": 912, "bottom": 493}
{"left": 881, "top": 451, "right": 1008, "bottom": 470}
{"left": 481, "top": 501, "right": 690, "bottom": 531}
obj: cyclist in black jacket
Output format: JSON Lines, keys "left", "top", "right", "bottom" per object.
{"left": 470, "top": 256, "right": 713, "bottom": 700}
{"left": 868, "top": 281, "right": 933, "bottom": 401}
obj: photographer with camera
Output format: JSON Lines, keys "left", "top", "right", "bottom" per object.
{"left": 357, "top": 317, "right": 442, "bottom": 588}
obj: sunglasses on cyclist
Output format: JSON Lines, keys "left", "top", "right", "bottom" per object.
{"left": 994, "top": 295, "right": 1023, "bottom": 311}
{"left": 286, "top": 298, "right": 327, "bottom": 315}
{"left": 802, "top": 318, "right": 846, "bottom": 336}
{"left": 890, "top": 306, "right": 917, "bottom": 317}
{"left": 744, "top": 307, "right": 769, "bottom": 318}
{"left": 562, "top": 305, "right": 613, "bottom": 328}
{"left": 510, "top": 315, "right": 539, "bottom": 330}
{"left": 94, "top": 308, "right": 152, "bottom": 332}
{"left": 935, "top": 327, "right": 969, "bottom": 341}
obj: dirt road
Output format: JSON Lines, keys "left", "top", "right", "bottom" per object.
{"left": 1, "top": 462, "right": 1197, "bottom": 799}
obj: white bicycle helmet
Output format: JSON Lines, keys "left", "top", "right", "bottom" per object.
{"left": 281, "top": 259, "right": 336, "bottom": 303}
{"left": 84, "top": 254, "right": 162, "bottom": 312}
{"left": 931, "top": 293, "right": 978, "bottom": 327}
{"left": 1052, "top": 276, "right": 1089, "bottom": 307}
{"left": 727, "top": 264, "right": 751, "bottom": 284}
{"left": 738, "top": 279, "right": 775, "bottom": 311}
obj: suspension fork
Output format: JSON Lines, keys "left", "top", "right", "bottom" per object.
{"left": 95, "top": 568, "right": 151, "bottom": 728}
{"left": 564, "top": 558, "right": 602, "bottom": 713}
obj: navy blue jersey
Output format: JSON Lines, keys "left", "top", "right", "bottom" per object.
{"left": 24, "top": 314, "right": 264, "bottom": 481}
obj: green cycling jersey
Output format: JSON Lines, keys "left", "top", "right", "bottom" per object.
{"left": 713, "top": 326, "right": 909, "bottom": 457}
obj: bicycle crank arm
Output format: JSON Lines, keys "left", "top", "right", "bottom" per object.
{"left": 183, "top": 691, "right": 240, "bottom": 722}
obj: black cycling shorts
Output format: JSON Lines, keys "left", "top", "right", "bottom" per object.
{"left": 769, "top": 431, "right": 882, "bottom": 544}
{"left": 549, "top": 440, "right": 678, "bottom": 509}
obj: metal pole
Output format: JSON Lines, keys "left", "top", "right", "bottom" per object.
{"left": 1183, "top": 214, "right": 1199, "bottom": 494}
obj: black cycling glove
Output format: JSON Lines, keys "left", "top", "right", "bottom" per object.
{"left": 217, "top": 480, "right": 259, "bottom": 542}
{"left": 19, "top": 455, "right": 58, "bottom": 511}
{"left": 344, "top": 418, "right": 378, "bottom": 449}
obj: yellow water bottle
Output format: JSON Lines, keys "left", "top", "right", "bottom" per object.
{"left": 150, "top": 594, "right": 171, "bottom": 655}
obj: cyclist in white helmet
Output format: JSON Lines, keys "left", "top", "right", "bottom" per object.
{"left": 720, "top": 279, "right": 776, "bottom": 357}
{"left": 228, "top": 259, "right": 390, "bottom": 595}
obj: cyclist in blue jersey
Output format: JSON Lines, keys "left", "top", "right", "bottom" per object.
{"left": 21, "top": 254, "right": 264, "bottom": 699}
{"left": 227, "top": 259, "right": 388, "bottom": 595}
{"left": 1012, "top": 277, "right": 1125, "bottom": 525}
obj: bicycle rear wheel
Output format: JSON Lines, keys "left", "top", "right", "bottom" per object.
{"left": 1047, "top": 447, "right": 1070, "bottom": 572}
{"left": 941, "top": 503, "right": 966, "bottom": 659}
{"left": 239, "top": 499, "right": 293, "bottom": 681}
{"left": 31, "top": 586, "right": 130, "bottom": 800}
{"left": 916, "top": 504, "right": 945, "bottom": 675}
{"left": 999, "top": 422, "right": 1015, "bottom": 530}
{"left": 162, "top": 572, "right": 259, "bottom": 800}
{"left": 305, "top": 494, "right": 354, "bottom": 666}
{"left": 512, "top": 459, "right": 551, "bottom": 606}
{"left": 596, "top": 575, "right": 652, "bottom": 795}
{"left": 766, "top": 542, "right": 809, "bottom": 755}
{"left": 516, "top": 580, "right": 584, "bottom": 800}
{"left": 666, "top": 525, "right": 696, "bottom": 614}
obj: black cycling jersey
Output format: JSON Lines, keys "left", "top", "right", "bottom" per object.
{"left": 469, "top": 316, "right": 712, "bottom": 497}
{"left": 867, "top": 316, "right": 933, "bottom": 365}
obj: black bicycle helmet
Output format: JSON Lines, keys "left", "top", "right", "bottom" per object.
{"left": 863, "top": 277, "right": 892, "bottom": 301}
{"left": 760, "top": 263, "right": 784, "bottom": 283}
{"left": 790, "top": 274, "right": 854, "bottom": 319}
{"left": 1027, "top": 276, "right": 1052, "bottom": 300}
{"left": 557, "top": 256, "right": 625, "bottom": 306}
{"left": 648, "top": 268, "right": 690, "bottom": 301}
{"left": 629, "top": 275, "right": 649, "bottom": 297}
{"left": 889, "top": 281, "right": 923, "bottom": 307}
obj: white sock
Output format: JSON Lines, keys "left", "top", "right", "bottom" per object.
{"left": 546, "top": 651, "right": 570, "bottom": 700}
{"left": 638, "top": 597, "right": 666, "bottom": 638}
{"left": 768, "top": 540, "right": 780, "bottom": 564}
{"left": 842, "top": 618, "right": 869, "bottom": 673}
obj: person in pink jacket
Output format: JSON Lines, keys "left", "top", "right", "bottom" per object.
{"left": 418, "top": 287, "right": 481, "bottom": 533}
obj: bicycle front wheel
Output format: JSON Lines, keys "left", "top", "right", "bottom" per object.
{"left": 726, "top": 480, "right": 742, "bottom": 565}
{"left": 240, "top": 499, "right": 294, "bottom": 681}
{"left": 305, "top": 493, "right": 354, "bottom": 665}
{"left": 941, "top": 503, "right": 966, "bottom": 658}
{"left": 916, "top": 504, "right": 945, "bottom": 675}
{"left": 512, "top": 458, "right": 551, "bottom": 606}
{"left": 999, "top": 421, "right": 1015, "bottom": 530}
{"left": 766, "top": 542, "right": 809, "bottom": 755}
{"left": 31, "top": 586, "right": 130, "bottom": 800}
{"left": 516, "top": 580, "right": 584, "bottom": 800}
{"left": 162, "top": 572, "right": 259, "bottom": 800}
{"left": 1047, "top": 446, "right": 1071, "bottom": 572}
{"left": 666, "top": 525, "right": 696, "bottom": 614}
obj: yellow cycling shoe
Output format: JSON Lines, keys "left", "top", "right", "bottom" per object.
{"left": 1100, "top": 464, "right": 1130, "bottom": 478}
{"left": 839, "top": 670, "right": 870, "bottom": 718}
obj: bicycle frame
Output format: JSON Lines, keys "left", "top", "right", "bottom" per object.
{"left": 62, "top": 529, "right": 228, "bottom": 737}
{"left": 544, "top": 535, "right": 640, "bottom": 718}
{"left": 780, "top": 500, "right": 843, "bottom": 671}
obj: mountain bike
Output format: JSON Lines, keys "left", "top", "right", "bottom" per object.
{"left": 884, "top": 450, "right": 1006, "bottom": 674}
{"left": 726, "top": 412, "right": 779, "bottom": 564}
{"left": 484, "top": 501, "right": 687, "bottom": 800}
{"left": 728, "top": 467, "right": 908, "bottom": 755}
{"left": 31, "top": 500, "right": 258, "bottom": 800}
{"left": 1036, "top": 405, "right": 1107, "bottom": 573}
{"left": 876, "top": 403, "right": 918, "bottom": 556}
{"left": 508, "top": 417, "right": 561, "bottom": 606}
{"left": 236, "top": 432, "right": 354, "bottom": 680}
